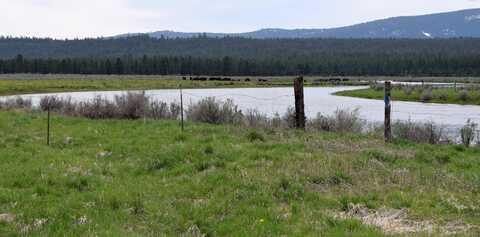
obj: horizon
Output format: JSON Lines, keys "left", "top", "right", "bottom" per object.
{"left": 1, "top": 0, "right": 480, "bottom": 39}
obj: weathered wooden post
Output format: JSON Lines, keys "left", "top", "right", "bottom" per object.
{"left": 180, "top": 85, "right": 185, "bottom": 132}
{"left": 294, "top": 76, "right": 306, "bottom": 129}
{"left": 384, "top": 81, "right": 392, "bottom": 143}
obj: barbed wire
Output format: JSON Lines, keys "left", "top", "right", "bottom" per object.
{"left": 182, "top": 92, "right": 293, "bottom": 101}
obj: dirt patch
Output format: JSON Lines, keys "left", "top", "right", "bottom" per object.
{"left": 335, "top": 203, "right": 476, "bottom": 235}
{"left": 0, "top": 213, "right": 15, "bottom": 224}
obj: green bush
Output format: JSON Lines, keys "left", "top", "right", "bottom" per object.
{"left": 247, "top": 130, "right": 265, "bottom": 142}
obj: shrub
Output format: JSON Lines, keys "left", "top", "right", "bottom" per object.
{"left": 309, "top": 113, "right": 334, "bottom": 131}
{"left": 114, "top": 92, "right": 148, "bottom": 119}
{"left": 0, "top": 97, "right": 32, "bottom": 110}
{"left": 40, "top": 96, "right": 64, "bottom": 111}
{"left": 246, "top": 130, "right": 265, "bottom": 142}
{"left": 458, "top": 90, "right": 470, "bottom": 102}
{"left": 186, "top": 97, "right": 242, "bottom": 124}
{"left": 57, "top": 97, "right": 77, "bottom": 116}
{"left": 437, "top": 92, "right": 448, "bottom": 101}
{"left": 282, "top": 107, "right": 297, "bottom": 129}
{"left": 420, "top": 90, "right": 433, "bottom": 102}
{"left": 392, "top": 120, "right": 445, "bottom": 144}
{"left": 333, "top": 109, "right": 363, "bottom": 133}
{"left": 460, "top": 119, "right": 477, "bottom": 147}
{"left": 149, "top": 101, "right": 180, "bottom": 120}
{"left": 270, "top": 113, "right": 283, "bottom": 129}
{"left": 149, "top": 101, "right": 170, "bottom": 119}
{"left": 244, "top": 109, "right": 269, "bottom": 128}
{"left": 402, "top": 86, "right": 414, "bottom": 96}
{"left": 310, "top": 109, "right": 363, "bottom": 133}
{"left": 169, "top": 102, "right": 181, "bottom": 119}
{"left": 204, "top": 145, "right": 214, "bottom": 154}
{"left": 76, "top": 96, "right": 117, "bottom": 119}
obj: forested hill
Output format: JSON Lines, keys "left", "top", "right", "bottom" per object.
{"left": 1, "top": 36, "right": 480, "bottom": 76}
{"left": 119, "top": 8, "right": 480, "bottom": 39}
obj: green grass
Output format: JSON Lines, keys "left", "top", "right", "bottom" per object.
{"left": 0, "top": 110, "right": 479, "bottom": 236}
{"left": 0, "top": 76, "right": 259, "bottom": 96}
{"left": 0, "top": 74, "right": 379, "bottom": 96}
{"left": 335, "top": 87, "right": 480, "bottom": 105}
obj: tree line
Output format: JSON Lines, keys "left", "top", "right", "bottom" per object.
{"left": 0, "top": 36, "right": 479, "bottom": 76}
{"left": 1, "top": 53, "right": 480, "bottom": 76}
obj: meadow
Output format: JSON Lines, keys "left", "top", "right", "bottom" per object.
{"left": 1, "top": 75, "right": 480, "bottom": 236}
{"left": 0, "top": 74, "right": 359, "bottom": 96}
{"left": 0, "top": 109, "right": 479, "bottom": 236}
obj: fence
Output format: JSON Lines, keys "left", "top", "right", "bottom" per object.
{"left": 1, "top": 79, "right": 479, "bottom": 146}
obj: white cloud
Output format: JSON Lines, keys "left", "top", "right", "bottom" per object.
{"left": 0, "top": 0, "right": 166, "bottom": 38}
{"left": 1, "top": 0, "right": 479, "bottom": 38}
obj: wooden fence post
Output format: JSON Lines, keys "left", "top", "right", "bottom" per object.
{"left": 384, "top": 81, "right": 392, "bottom": 143}
{"left": 294, "top": 76, "right": 306, "bottom": 129}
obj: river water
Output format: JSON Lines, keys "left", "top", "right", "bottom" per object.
{"left": 3, "top": 86, "right": 480, "bottom": 130}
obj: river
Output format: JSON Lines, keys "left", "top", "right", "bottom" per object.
{"left": 3, "top": 86, "right": 480, "bottom": 131}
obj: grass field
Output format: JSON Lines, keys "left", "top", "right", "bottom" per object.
{"left": 0, "top": 74, "right": 369, "bottom": 96}
{"left": 0, "top": 110, "right": 479, "bottom": 236}
{"left": 335, "top": 87, "right": 480, "bottom": 105}
{"left": 1, "top": 74, "right": 479, "bottom": 97}
{"left": 0, "top": 75, "right": 255, "bottom": 96}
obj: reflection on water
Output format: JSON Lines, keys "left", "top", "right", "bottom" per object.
{"left": 3, "top": 86, "right": 480, "bottom": 130}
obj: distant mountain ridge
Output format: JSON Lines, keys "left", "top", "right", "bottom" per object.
{"left": 116, "top": 8, "right": 480, "bottom": 39}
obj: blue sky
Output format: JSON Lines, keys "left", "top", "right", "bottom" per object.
{"left": 1, "top": 0, "right": 480, "bottom": 38}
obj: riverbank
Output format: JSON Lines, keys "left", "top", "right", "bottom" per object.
{"left": 335, "top": 87, "right": 480, "bottom": 105}
{"left": 0, "top": 110, "right": 479, "bottom": 236}
{"left": 2, "top": 74, "right": 480, "bottom": 97}
{"left": 0, "top": 74, "right": 372, "bottom": 96}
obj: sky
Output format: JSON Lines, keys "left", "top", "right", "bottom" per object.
{"left": 2, "top": 0, "right": 480, "bottom": 39}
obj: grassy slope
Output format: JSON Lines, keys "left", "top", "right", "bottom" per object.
{"left": 0, "top": 111, "right": 479, "bottom": 236}
{"left": 335, "top": 88, "right": 480, "bottom": 105}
